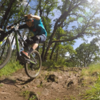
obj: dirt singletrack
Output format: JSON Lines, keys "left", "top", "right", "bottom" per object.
{"left": 0, "top": 67, "right": 90, "bottom": 100}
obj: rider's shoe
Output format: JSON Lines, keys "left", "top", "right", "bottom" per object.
{"left": 21, "top": 51, "right": 30, "bottom": 59}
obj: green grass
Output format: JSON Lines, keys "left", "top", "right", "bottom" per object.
{"left": 81, "top": 63, "right": 100, "bottom": 100}
{"left": 82, "top": 77, "right": 100, "bottom": 100}
{"left": 0, "top": 60, "right": 23, "bottom": 77}
{"left": 20, "top": 90, "right": 38, "bottom": 100}
{"left": 82, "top": 63, "right": 100, "bottom": 75}
{"left": 0, "top": 83, "right": 3, "bottom": 87}
{"left": 20, "top": 90, "right": 30, "bottom": 99}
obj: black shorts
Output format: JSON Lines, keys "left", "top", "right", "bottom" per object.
{"left": 26, "top": 34, "right": 46, "bottom": 44}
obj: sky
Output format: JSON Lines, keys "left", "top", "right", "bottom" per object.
{"left": 73, "top": 36, "right": 95, "bottom": 49}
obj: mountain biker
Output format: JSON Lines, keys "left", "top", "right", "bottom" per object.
{"left": 0, "top": 14, "right": 47, "bottom": 58}
{"left": 19, "top": 14, "right": 47, "bottom": 58}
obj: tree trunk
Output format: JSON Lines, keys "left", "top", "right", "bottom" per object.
{"left": 56, "top": 47, "right": 59, "bottom": 62}
{"left": 0, "top": 0, "right": 6, "bottom": 13}
{"left": 0, "top": 0, "right": 15, "bottom": 28}
{"left": 41, "top": 42, "right": 45, "bottom": 61}
{"left": 50, "top": 43, "right": 57, "bottom": 60}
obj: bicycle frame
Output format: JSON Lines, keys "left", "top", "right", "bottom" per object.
{"left": 0, "top": 29, "right": 22, "bottom": 57}
{"left": 0, "top": 22, "right": 42, "bottom": 78}
{"left": 13, "top": 30, "right": 22, "bottom": 57}
{"left": 13, "top": 29, "right": 36, "bottom": 64}
{"left": 0, "top": 25, "right": 36, "bottom": 65}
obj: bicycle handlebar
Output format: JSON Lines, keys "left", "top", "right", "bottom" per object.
{"left": 7, "top": 18, "right": 33, "bottom": 29}
{"left": 7, "top": 18, "right": 24, "bottom": 29}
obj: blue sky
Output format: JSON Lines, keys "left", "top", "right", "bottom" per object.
{"left": 73, "top": 36, "right": 95, "bottom": 49}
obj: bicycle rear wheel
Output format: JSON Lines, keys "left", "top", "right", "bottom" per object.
{"left": 0, "top": 38, "right": 12, "bottom": 69}
{"left": 25, "top": 50, "right": 42, "bottom": 78}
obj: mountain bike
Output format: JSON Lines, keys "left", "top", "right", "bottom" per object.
{"left": 0, "top": 19, "right": 42, "bottom": 78}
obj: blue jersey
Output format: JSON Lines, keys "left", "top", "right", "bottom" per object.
{"left": 29, "top": 18, "right": 47, "bottom": 36}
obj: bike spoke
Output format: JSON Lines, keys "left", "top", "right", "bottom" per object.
{"left": 25, "top": 50, "right": 42, "bottom": 78}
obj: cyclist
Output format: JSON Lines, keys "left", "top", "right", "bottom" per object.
{"left": 20, "top": 14, "right": 47, "bottom": 58}
{"left": 0, "top": 14, "right": 47, "bottom": 58}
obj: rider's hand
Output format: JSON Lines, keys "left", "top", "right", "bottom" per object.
{"left": 24, "top": 14, "right": 32, "bottom": 19}
{"left": 7, "top": 26, "right": 10, "bottom": 29}
{"left": 7, "top": 26, "right": 14, "bottom": 29}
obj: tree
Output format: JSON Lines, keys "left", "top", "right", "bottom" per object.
{"left": 75, "top": 39, "right": 100, "bottom": 67}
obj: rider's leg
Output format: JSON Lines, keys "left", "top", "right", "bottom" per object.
{"left": 32, "top": 43, "right": 39, "bottom": 50}
{"left": 31, "top": 34, "right": 46, "bottom": 51}
{"left": 27, "top": 43, "right": 38, "bottom": 56}
{"left": 22, "top": 35, "right": 40, "bottom": 58}
{"left": 22, "top": 34, "right": 46, "bottom": 58}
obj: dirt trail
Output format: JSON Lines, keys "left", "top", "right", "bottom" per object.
{"left": 0, "top": 67, "right": 89, "bottom": 100}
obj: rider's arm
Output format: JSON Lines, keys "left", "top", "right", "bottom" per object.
{"left": 19, "top": 24, "right": 28, "bottom": 29}
{"left": 0, "top": 28, "right": 4, "bottom": 34}
{"left": 7, "top": 24, "right": 28, "bottom": 30}
{"left": 0, "top": 29, "right": 14, "bottom": 42}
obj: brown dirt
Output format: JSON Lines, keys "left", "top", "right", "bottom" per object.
{"left": 0, "top": 67, "right": 92, "bottom": 100}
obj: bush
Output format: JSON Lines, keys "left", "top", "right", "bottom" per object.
{"left": 42, "top": 59, "right": 67, "bottom": 70}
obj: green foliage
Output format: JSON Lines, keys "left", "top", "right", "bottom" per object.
{"left": 0, "top": 60, "right": 23, "bottom": 77}
{"left": 76, "top": 41, "right": 99, "bottom": 67}
{"left": 56, "top": 58, "right": 67, "bottom": 66}
{"left": 56, "top": 27, "right": 65, "bottom": 35}
{"left": 43, "top": 58, "right": 67, "bottom": 70}
{"left": 0, "top": 0, "right": 29, "bottom": 29}
{"left": 43, "top": 60, "right": 57, "bottom": 68}
{"left": 67, "top": 38, "right": 100, "bottom": 67}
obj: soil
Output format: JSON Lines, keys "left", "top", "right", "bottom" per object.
{"left": 0, "top": 67, "right": 92, "bottom": 100}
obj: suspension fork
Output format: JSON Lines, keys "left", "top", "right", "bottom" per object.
{"left": 0, "top": 37, "right": 7, "bottom": 45}
{"left": 14, "top": 30, "right": 20, "bottom": 56}
{"left": 0, "top": 36, "right": 9, "bottom": 59}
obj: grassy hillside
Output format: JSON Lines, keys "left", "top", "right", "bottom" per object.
{"left": 0, "top": 60, "right": 100, "bottom": 100}
{"left": 81, "top": 63, "right": 100, "bottom": 100}
{"left": 0, "top": 60, "right": 23, "bottom": 77}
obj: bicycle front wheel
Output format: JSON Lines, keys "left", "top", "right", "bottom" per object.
{"left": 25, "top": 50, "right": 42, "bottom": 78}
{"left": 0, "top": 38, "right": 12, "bottom": 69}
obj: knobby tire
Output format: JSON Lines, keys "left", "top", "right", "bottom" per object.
{"left": 25, "top": 50, "right": 42, "bottom": 78}
{"left": 0, "top": 38, "right": 12, "bottom": 69}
